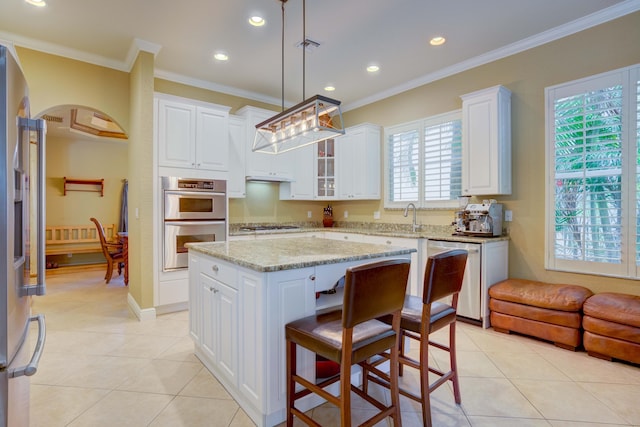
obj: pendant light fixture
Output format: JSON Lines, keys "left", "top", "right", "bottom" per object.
{"left": 252, "top": 0, "right": 344, "bottom": 154}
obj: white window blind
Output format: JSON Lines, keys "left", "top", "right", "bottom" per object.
{"left": 546, "top": 64, "right": 640, "bottom": 279}
{"left": 385, "top": 111, "right": 462, "bottom": 208}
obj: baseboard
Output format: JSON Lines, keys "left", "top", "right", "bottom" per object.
{"left": 127, "top": 293, "right": 156, "bottom": 321}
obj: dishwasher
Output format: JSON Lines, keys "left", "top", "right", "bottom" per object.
{"left": 426, "top": 240, "right": 481, "bottom": 322}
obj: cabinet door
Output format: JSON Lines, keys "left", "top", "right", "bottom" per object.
{"left": 336, "top": 124, "right": 381, "bottom": 200}
{"left": 196, "top": 106, "right": 229, "bottom": 171}
{"left": 228, "top": 115, "right": 246, "bottom": 198}
{"left": 188, "top": 255, "right": 201, "bottom": 343}
{"left": 315, "top": 138, "right": 336, "bottom": 199}
{"left": 216, "top": 280, "right": 238, "bottom": 385}
{"left": 461, "top": 85, "right": 511, "bottom": 195}
{"left": 157, "top": 99, "right": 196, "bottom": 168}
{"left": 200, "top": 273, "right": 217, "bottom": 362}
{"left": 279, "top": 144, "right": 315, "bottom": 200}
{"left": 242, "top": 107, "right": 293, "bottom": 180}
{"left": 200, "top": 271, "right": 238, "bottom": 385}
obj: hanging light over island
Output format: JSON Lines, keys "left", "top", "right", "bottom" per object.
{"left": 252, "top": 0, "right": 344, "bottom": 155}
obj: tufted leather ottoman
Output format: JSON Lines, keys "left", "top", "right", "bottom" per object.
{"left": 583, "top": 292, "right": 640, "bottom": 365}
{"left": 489, "top": 279, "right": 593, "bottom": 350}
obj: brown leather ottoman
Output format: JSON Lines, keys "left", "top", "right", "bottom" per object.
{"left": 583, "top": 292, "right": 640, "bottom": 365}
{"left": 489, "top": 279, "right": 593, "bottom": 350}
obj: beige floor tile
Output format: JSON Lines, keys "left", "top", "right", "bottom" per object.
{"left": 179, "top": 367, "right": 234, "bottom": 399}
{"left": 155, "top": 335, "right": 201, "bottom": 363}
{"left": 400, "top": 410, "right": 470, "bottom": 427}
{"left": 578, "top": 381, "right": 640, "bottom": 425}
{"left": 485, "top": 351, "right": 571, "bottom": 381}
{"left": 30, "top": 385, "right": 110, "bottom": 427}
{"left": 67, "top": 390, "right": 173, "bottom": 427}
{"left": 31, "top": 269, "right": 640, "bottom": 427}
{"left": 229, "top": 408, "right": 258, "bottom": 427}
{"left": 458, "top": 377, "right": 543, "bottom": 419}
{"left": 467, "top": 416, "right": 551, "bottom": 426}
{"left": 116, "top": 359, "right": 203, "bottom": 395}
{"left": 106, "top": 333, "right": 181, "bottom": 359}
{"left": 148, "top": 396, "right": 239, "bottom": 427}
{"left": 512, "top": 379, "right": 627, "bottom": 424}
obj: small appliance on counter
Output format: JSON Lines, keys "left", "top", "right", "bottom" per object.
{"left": 452, "top": 200, "right": 503, "bottom": 237}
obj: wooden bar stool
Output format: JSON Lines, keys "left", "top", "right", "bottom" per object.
{"left": 363, "top": 249, "right": 468, "bottom": 426}
{"left": 285, "top": 258, "right": 411, "bottom": 427}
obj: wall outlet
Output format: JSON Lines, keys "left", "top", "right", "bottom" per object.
{"left": 373, "top": 211, "right": 380, "bottom": 219}
{"left": 344, "top": 211, "right": 349, "bottom": 218}
{"left": 505, "top": 210, "right": 513, "bottom": 221}
{"left": 307, "top": 211, "right": 312, "bottom": 218}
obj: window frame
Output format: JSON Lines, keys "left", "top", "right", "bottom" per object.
{"left": 384, "top": 110, "right": 462, "bottom": 210}
{"left": 545, "top": 63, "right": 640, "bottom": 279}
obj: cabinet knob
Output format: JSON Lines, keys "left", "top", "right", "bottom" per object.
{"left": 309, "top": 274, "right": 316, "bottom": 281}
{"left": 211, "top": 265, "right": 219, "bottom": 272}
{"left": 386, "top": 240, "right": 392, "bottom": 245}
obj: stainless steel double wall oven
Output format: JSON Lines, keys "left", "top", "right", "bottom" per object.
{"left": 162, "top": 177, "right": 226, "bottom": 271}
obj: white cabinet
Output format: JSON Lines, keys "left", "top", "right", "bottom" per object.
{"left": 228, "top": 115, "right": 246, "bottom": 198}
{"left": 197, "top": 256, "right": 239, "bottom": 386}
{"left": 278, "top": 144, "right": 315, "bottom": 200}
{"left": 238, "top": 106, "right": 294, "bottom": 181}
{"left": 336, "top": 123, "right": 381, "bottom": 200}
{"left": 461, "top": 85, "right": 511, "bottom": 196}
{"left": 156, "top": 93, "right": 230, "bottom": 172}
{"left": 322, "top": 231, "right": 365, "bottom": 242}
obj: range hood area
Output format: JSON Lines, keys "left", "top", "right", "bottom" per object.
{"left": 245, "top": 175, "right": 294, "bottom": 182}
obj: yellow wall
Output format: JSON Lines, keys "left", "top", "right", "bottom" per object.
{"left": 45, "top": 135, "right": 127, "bottom": 227}
{"left": 342, "top": 12, "right": 640, "bottom": 295}
{"left": 14, "top": 11, "right": 640, "bottom": 304}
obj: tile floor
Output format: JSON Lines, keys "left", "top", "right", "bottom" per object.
{"left": 29, "top": 268, "right": 640, "bottom": 427}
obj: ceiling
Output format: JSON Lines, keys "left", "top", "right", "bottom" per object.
{"left": 1, "top": 0, "right": 638, "bottom": 116}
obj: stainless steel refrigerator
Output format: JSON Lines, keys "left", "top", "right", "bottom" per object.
{"left": 0, "top": 43, "right": 47, "bottom": 427}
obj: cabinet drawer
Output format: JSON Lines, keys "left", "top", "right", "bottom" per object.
{"left": 199, "top": 257, "right": 237, "bottom": 288}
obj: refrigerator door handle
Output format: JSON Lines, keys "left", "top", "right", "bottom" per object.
{"left": 18, "top": 117, "right": 47, "bottom": 297}
{"left": 9, "top": 314, "right": 46, "bottom": 378}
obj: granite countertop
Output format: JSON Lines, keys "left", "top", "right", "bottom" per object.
{"left": 230, "top": 223, "right": 510, "bottom": 244}
{"left": 187, "top": 237, "right": 417, "bottom": 272}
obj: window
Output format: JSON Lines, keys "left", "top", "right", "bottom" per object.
{"left": 385, "top": 111, "right": 462, "bottom": 208}
{"left": 545, "top": 64, "right": 640, "bottom": 279}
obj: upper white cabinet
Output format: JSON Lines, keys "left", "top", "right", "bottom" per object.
{"left": 336, "top": 123, "right": 381, "bottom": 200}
{"left": 461, "top": 85, "right": 511, "bottom": 195}
{"left": 228, "top": 115, "right": 247, "bottom": 198}
{"left": 238, "top": 106, "right": 294, "bottom": 181}
{"left": 156, "top": 93, "right": 230, "bottom": 172}
{"left": 278, "top": 144, "right": 315, "bottom": 200}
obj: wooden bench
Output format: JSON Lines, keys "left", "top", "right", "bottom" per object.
{"left": 46, "top": 223, "right": 117, "bottom": 256}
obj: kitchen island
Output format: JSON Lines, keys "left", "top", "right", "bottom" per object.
{"left": 187, "top": 237, "right": 415, "bottom": 427}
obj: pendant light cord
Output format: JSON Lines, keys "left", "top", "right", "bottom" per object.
{"left": 302, "top": 0, "right": 306, "bottom": 101}
{"left": 281, "top": 0, "right": 285, "bottom": 112}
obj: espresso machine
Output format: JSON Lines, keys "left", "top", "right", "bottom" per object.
{"left": 453, "top": 200, "right": 503, "bottom": 237}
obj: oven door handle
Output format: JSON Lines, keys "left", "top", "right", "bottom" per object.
{"left": 164, "top": 190, "right": 225, "bottom": 198}
{"left": 164, "top": 220, "right": 226, "bottom": 226}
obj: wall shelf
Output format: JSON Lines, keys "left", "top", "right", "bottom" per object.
{"left": 63, "top": 177, "right": 104, "bottom": 196}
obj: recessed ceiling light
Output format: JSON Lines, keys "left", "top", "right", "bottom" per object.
{"left": 366, "top": 65, "right": 380, "bottom": 73}
{"left": 25, "top": 0, "right": 46, "bottom": 7}
{"left": 430, "top": 36, "right": 446, "bottom": 46}
{"left": 249, "top": 16, "right": 265, "bottom": 27}
{"left": 324, "top": 86, "right": 336, "bottom": 92}
{"left": 213, "top": 52, "right": 229, "bottom": 61}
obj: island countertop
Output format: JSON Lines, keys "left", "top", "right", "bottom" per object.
{"left": 186, "top": 237, "right": 417, "bottom": 272}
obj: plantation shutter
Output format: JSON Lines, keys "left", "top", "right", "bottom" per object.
{"left": 424, "top": 119, "right": 462, "bottom": 200}
{"left": 546, "top": 68, "right": 640, "bottom": 278}
{"left": 388, "top": 127, "right": 420, "bottom": 202}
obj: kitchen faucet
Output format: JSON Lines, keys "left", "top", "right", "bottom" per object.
{"left": 403, "top": 202, "right": 420, "bottom": 232}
